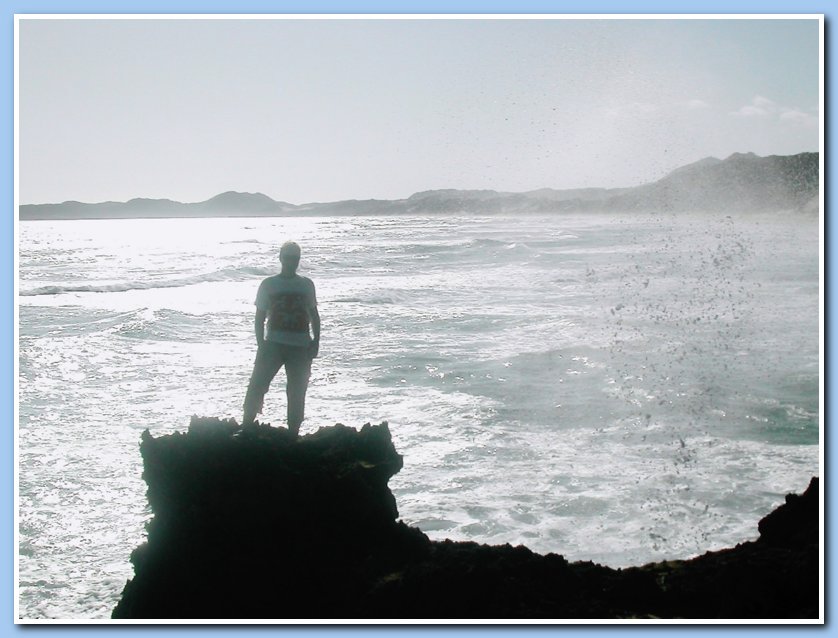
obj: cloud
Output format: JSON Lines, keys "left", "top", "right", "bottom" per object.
{"left": 730, "top": 95, "right": 819, "bottom": 127}
{"left": 779, "top": 108, "right": 819, "bottom": 128}
{"left": 752, "top": 95, "right": 775, "bottom": 108}
{"left": 600, "top": 96, "right": 817, "bottom": 130}
{"left": 733, "top": 105, "right": 770, "bottom": 117}
{"left": 730, "top": 96, "right": 772, "bottom": 117}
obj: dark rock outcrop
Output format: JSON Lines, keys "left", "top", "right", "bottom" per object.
{"left": 112, "top": 418, "right": 819, "bottom": 620}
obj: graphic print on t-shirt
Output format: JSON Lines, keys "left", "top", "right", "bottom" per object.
{"left": 267, "top": 293, "right": 310, "bottom": 333}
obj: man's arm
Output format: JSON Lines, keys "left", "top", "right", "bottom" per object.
{"left": 308, "top": 282, "right": 320, "bottom": 358}
{"left": 254, "top": 309, "right": 266, "bottom": 346}
{"left": 310, "top": 305, "right": 321, "bottom": 340}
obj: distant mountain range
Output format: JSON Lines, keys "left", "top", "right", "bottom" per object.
{"left": 19, "top": 151, "right": 818, "bottom": 220}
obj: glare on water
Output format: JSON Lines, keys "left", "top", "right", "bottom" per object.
{"left": 18, "top": 212, "right": 819, "bottom": 618}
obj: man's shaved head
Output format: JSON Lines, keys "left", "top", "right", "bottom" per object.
{"left": 280, "top": 241, "right": 301, "bottom": 258}
{"left": 279, "top": 241, "right": 301, "bottom": 273}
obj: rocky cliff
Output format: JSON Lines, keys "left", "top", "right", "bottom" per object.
{"left": 112, "top": 418, "right": 820, "bottom": 620}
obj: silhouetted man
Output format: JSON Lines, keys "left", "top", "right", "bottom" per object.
{"left": 242, "top": 241, "right": 320, "bottom": 435}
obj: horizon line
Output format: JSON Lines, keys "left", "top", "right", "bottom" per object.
{"left": 18, "top": 149, "right": 819, "bottom": 208}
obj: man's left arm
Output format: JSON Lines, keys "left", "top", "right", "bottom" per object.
{"left": 308, "top": 281, "right": 320, "bottom": 358}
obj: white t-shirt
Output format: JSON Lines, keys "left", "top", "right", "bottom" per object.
{"left": 255, "top": 274, "right": 317, "bottom": 346}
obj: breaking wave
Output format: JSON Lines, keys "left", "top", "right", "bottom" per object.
{"left": 20, "top": 265, "right": 275, "bottom": 297}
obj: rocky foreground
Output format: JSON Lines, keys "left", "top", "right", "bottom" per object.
{"left": 112, "top": 418, "right": 820, "bottom": 620}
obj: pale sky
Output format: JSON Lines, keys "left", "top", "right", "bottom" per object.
{"left": 18, "top": 17, "right": 820, "bottom": 205}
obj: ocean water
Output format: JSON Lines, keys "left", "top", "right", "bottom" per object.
{"left": 17, "top": 212, "right": 820, "bottom": 619}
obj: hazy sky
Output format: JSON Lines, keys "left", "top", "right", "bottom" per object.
{"left": 18, "top": 17, "right": 820, "bottom": 205}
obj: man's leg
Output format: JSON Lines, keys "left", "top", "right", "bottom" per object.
{"left": 242, "top": 342, "right": 285, "bottom": 426}
{"left": 283, "top": 345, "right": 313, "bottom": 436}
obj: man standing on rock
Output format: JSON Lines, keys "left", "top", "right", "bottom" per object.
{"left": 242, "top": 241, "right": 320, "bottom": 435}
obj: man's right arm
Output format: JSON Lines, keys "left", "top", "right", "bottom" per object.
{"left": 254, "top": 280, "right": 268, "bottom": 346}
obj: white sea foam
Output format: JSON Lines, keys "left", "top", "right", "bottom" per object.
{"left": 17, "top": 212, "right": 820, "bottom": 618}
{"left": 20, "top": 265, "right": 275, "bottom": 296}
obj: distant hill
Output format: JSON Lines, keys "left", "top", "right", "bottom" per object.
{"left": 603, "top": 152, "right": 818, "bottom": 213}
{"left": 19, "top": 152, "right": 818, "bottom": 220}
{"left": 19, "top": 191, "right": 297, "bottom": 220}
